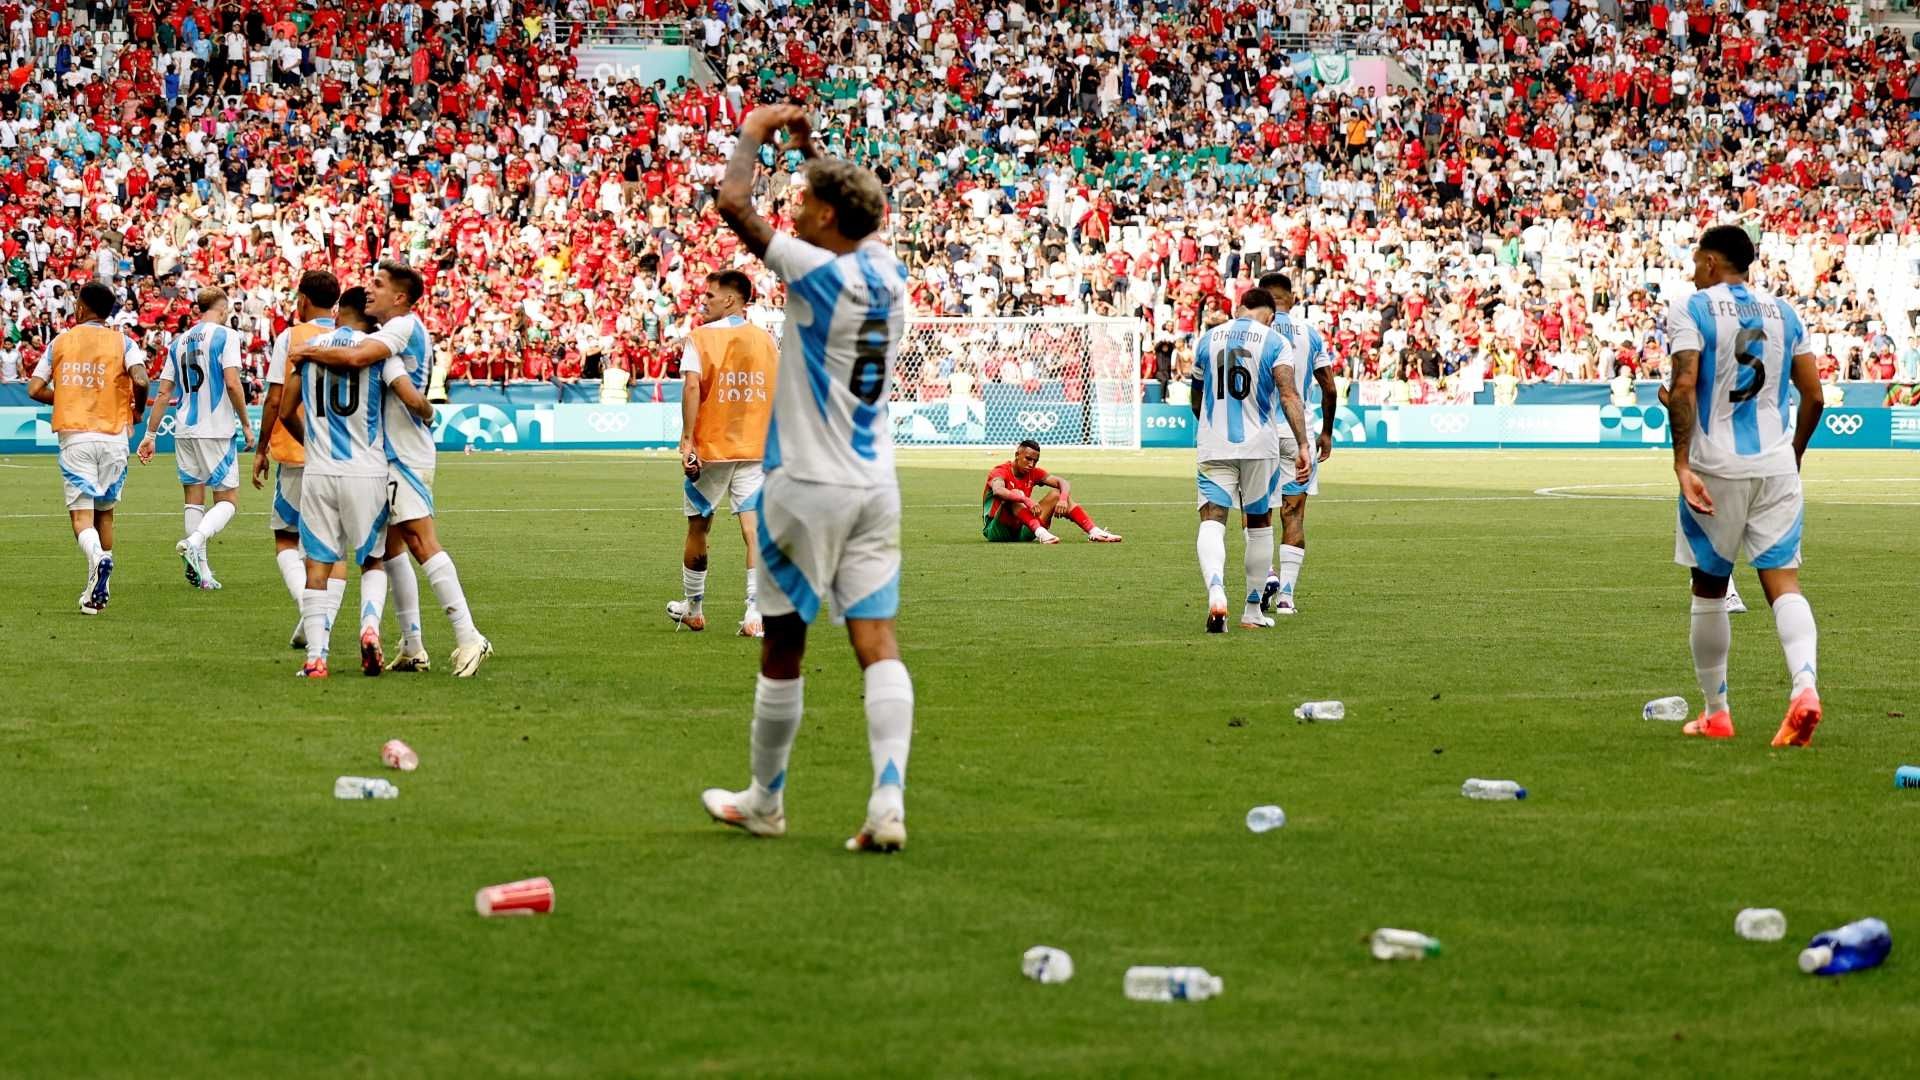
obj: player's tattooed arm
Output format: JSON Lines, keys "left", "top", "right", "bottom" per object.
{"left": 1787, "top": 350, "right": 1824, "bottom": 469}
{"left": 1314, "top": 367, "right": 1337, "bottom": 460}
{"left": 1667, "top": 348, "right": 1713, "bottom": 514}
{"left": 718, "top": 106, "right": 809, "bottom": 258}
{"left": 1278, "top": 365, "right": 1312, "bottom": 483}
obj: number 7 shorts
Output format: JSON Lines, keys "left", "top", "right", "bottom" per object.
{"left": 387, "top": 460, "right": 436, "bottom": 525}
{"left": 1196, "top": 458, "right": 1279, "bottom": 515}
{"left": 1675, "top": 472, "right": 1804, "bottom": 574}
{"left": 754, "top": 471, "right": 902, "bottom": 625}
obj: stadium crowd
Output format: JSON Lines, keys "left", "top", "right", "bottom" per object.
{"left": 0, "top": 0, "right": 1917, "bottom": 402}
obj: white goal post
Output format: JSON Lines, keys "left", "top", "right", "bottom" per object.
{"left": 885, "top": 316, "right": 1146, "bottom": 450}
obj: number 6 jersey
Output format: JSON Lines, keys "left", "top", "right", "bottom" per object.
{"left": 1664, "top": 282, "right": 1809, "bottom": 479}
{"left": 1190, "top": 315, "right": 1296, "bottom": 463}
{"left": 760, "top": 232, "right": 908, "bottom": 488}
{"left": 298, "top": 327, "right": 409, "bottom": 479}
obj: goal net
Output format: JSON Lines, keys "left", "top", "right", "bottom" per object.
{"left": 886, "top": 317, "right": 1145, "bottom": 449}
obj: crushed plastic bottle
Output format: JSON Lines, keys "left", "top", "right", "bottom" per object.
{"left": 1370, "top": 928, "right": 1442, "bottom": 960}
{"left": 381, "top": 739, "right": 419, "bottom": 772}
{"left": 1735, "top": 908, "right": 1788, "bottom": 942}
{"left": 1643, "top": 696, "right": 1690, "bottom": 722}
{"left": 333, "top": 776, "right": 399, "bottom": 800}
{"left": 1799, "top": 918, "right": 1891, "bottom": 975}
{"left": 1896, "top": 765, "right": 1920, "bottom": 789}
{"left": 1245, "top": 805, "right": 1287, "bottom": 833}
{"left": 1461, "top": 778, "right": 1527, "bottom": 801}
{"left": 1293, "top": 701, "right": 1346, "bottom": 721}
{"left": 1022, "top": 946, "right": 1074, "bottom": 984}
{"left": 1123, "top": 966, "right": 1224, "bottom": 1002}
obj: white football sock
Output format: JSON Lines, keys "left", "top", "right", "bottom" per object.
{"left": 77, "top": 527, "right": 102, "bottom": 566}
{"left": 1197, "top": 519, "right": 1227, "bottom": 601}
{"left": 387, "top": 554, "right": 424, "bottom": 652}
{"left": 864, "top": 659, "right": 913, "bottom": 817}
{"left": 276, "top": 548, "right": 305, "bottom": 604}
{"left": 1277, "top": 544, "right": 1305, "bottom": 599}
{"left": 1772, "top": 592, "right": 1818, "bottom": 694}
{"left": 682, "top": 565, "right": 707, "bottom": 612}
{"left": 1243, "top": 526, "right": 1274, "bottom": 615}
{"left": 325, "top": 577, "right": 346, "bottom": 628}
{"left": 191, "top": 500, "right": 235, "bottom": 544}
{"left": 422, "top": 551, "right": 481, "bottom": 647}
{"left": 301, "top": 588, "right": 331, "bottom": 661}
{"left": 1690, "top": 595, "right": 1731, "bottom": 714}
{"left": 359, "top": 567, "right": 388, "bottom": 633}
{"left": 749, "top": 675, "right": 804, "bottom": 808}
{"left": 183, "top": 503, "right": 204, "bottom": 540}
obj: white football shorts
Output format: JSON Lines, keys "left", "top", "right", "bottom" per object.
{"left": 59, "top": 441, "right": 129, "bottom": 511}
{"left": 270, "top": 465, "right": 303, "bottom": 534}
{"left": 301, "top": 474, "right": 390, "bottom": 567}
{"left": 387, "top": 460, "right": 435, "bottom": 525}
{"left": 1675, "top": 472, "right": 1804, "bottom": 575}
{"left": 684, "top": 460, "right": 764, "bottom": 518}
{"left": 1196, "top": 457, "right": 1279, "bottom": 515}
{"left": 1277, "top": 436, "right": 1320, "bottom": 497}
{"left": 754, "top": 471, "right": 901, "bottom": 625}
{"left": 176, "top": 436, "right": 240, "bottom": 490}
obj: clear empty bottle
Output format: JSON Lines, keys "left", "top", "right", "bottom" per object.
{"left": 1123, "top": 966, "right": 1224, "bottom": 1002}
{"left": 1022, "top": 946, "right": 1074, "bottom": 984}
{"left": 1461, "top": 778, "right": 1527, "bottom": 801}
{"left": 1799, "top": 918, "right": 1892, "bottom": 975}
{"left": 1370, "top": 928, "right": 1442, "bottom": 960}
{"left": 1643, "top": 696, "right": 1690, "bottom": 722}
{"left": 1735, "top": 908, "right": 1788, "bottom": 942}
{"left": 333, "top": 776, "right": 399, "bottom": 800}
{"left": 1245, "top": 805, "right": 1287, "bottom": 833}
{"left": 1294, "top": 701, "right": 1345, "bottom": 721}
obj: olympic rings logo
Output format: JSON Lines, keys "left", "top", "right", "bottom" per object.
{"left": 1825, "top": 414, "right": 1864, "bottom": 436}
{"left": 1429, "top": 413, "right": 1470, "bottom": 434}
{"left": 586, "top": 411, "right": 633, "bottom": 433}
{"left": 1016, "top": 411, "right": 1058, "bottom": 433}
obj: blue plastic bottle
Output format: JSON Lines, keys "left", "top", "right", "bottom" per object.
{"left": 1798, "top": 918, "right": 1892, "bottom": 975}
{"left": 1896, "top": 766, "right": 1920, "bottom": 789}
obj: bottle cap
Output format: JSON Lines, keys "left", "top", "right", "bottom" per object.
{"left": 1208, "top": 975, "right": 1224, "bottom": 996}
{"left": 1798, "top": 946, "right": 1832, "bottom": 974}
{"left": 1513, "top": 787, "right": 1528, "bottom": 800}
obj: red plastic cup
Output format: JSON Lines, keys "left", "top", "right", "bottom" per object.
{"left": 381, "top": 739, "right": 419, "bottom": 772}
{"left": 475, "top": 877, "right": 554, "bottom": 917}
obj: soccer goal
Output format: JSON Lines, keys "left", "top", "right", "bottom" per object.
{"left": 888, "top": 317, "right": 1146, "bottom": 450}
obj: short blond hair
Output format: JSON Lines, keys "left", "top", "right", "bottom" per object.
{"left": 802, "top": 159, "right": 887, "bottom": 242}
{"left": 195, "top": 287, "right": 228, "bottom": 313}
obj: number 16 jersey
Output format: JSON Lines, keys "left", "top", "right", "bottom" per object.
{"left": 299, "top": 328, "right": 408, "bottom": 479}
{"left": 761, "top": 232, "right": 908, "bottom": 488}
{"left": 1191, "top": 316, "right": 1295, "bottom": 463}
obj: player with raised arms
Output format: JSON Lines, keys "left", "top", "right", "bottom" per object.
{"left": 136, "top": 287, "right": 255, "bottom": 590}
{"left": 1259, "top": 273, "right": 1337, "bottom": 615}
{"left": 700, "top": 104, "right": 917, "bottom": 853}
{"left": 1665, "top": 224, "right": 1826, "bottom": 746}
{"left": 1190, "top": 288, "right": 1311, "bottom": 634}
{"left": 294, "top": 261, "right": 493, "bottom": 677}
{"left": 668, "top": 268, "right": 780, "bottom": 638}
{"left": 27, "top": 281, "right": 150, "bottom": 614}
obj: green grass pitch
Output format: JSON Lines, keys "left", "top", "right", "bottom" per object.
{"left": 2, "top": 448, "right": 1916, "bottom": 1077}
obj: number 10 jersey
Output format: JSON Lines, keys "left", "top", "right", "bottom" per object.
{"left": 299, "top": 328, "right": 406, "bottom": 479}
{"left": 761, "top": 232, "right": 908, "bottom": 488}
{"left": 1191, "top": 316, "right": 1295, "bottom": 463}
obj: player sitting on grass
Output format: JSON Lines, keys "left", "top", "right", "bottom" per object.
{"left": 981, "top": 440, "right": 1122, "bottom": 544}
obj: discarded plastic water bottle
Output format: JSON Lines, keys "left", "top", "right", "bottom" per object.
{"left": 1123, "top": 966, "right": 1224, "bottom": 1002}
{"left": 1735, "top": 908, "right": 1788, "bottom": 942}
{"left": 333, "top": 776, "right": 399, "bottom": 800}
{"left": 1293, "top": 701, "right": 1345, "bottom": 721}
{"left": 1896, "top": 766, "right": 1920, "bottom": 789}
{"left": 1370, "top": 928, "right": 1442, "bottom": 960}
{"left": 381, "top": 739, "right": 419, "bottom": 772}
{"left": 1022, "top": 946, "right": 1074, "bottom": 984}
{"left": 1799, "top": 918, "right": 1892, "bottom": 975}
{"left": 1461, "top": 778, "right": 1527, "bottom": 801}
{"left": 1245, "top": 805, "right": 1287, "bottom": 833}
{"left": 1643, "top": 696, "right": 1690, "bottom": 722}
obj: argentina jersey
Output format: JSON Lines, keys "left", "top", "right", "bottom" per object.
{"left": 368, "top": 312, "right": 437, "bottom": 470}
{"left": 298, "top": 328, "right": 390, "bottom": 479}
{"left": 1665, "top": 282, "right": 1809, "bottom": 479}
{"left": 165, "top": 322, "right": 243, "bottom": 439}
{"left": 760, "top": 232, "right": 908, "bottom": 487}
{"left": 1192, "top": 316, "right": 1292, "bottom": 463}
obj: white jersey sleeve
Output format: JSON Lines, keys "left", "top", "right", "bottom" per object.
{"left": 267, "top": 328, "right": 292, "bottom": 386}
{"left": 760, "top": 232, "right": 907, "bottom": 488}
{"left": 1667, "top": 283, "right": 1805, "bottom": 479}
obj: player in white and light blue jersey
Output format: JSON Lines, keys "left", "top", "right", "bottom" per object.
{"left": 135, "top": 288, "right": 255, "bottom": 591}
{"left": 700, "top": 105, "right": 916, "bottom": 855}
{"left": 1189, "top": 288, "right": 1311, "bottom": 634}
{"left": 1260, "top": 273, "right": 1340, "bottom": 616}
{"left": 294, "top": 261, "right": 491, "bottom": 678}
{"left": 1664, "top": 225, "right": 1826, "bottom": 748}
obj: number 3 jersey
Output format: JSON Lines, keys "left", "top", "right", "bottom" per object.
{"left": 1191, "top": 316, "right": 1296, "bottom": 463}
{"left": 298, "top": 328, "right": 408, "bottom": 479}
{"left": 1664, "top": 282, "right": 1808, "bottom": 479}
{"left": 760, "top": 232, "right": 908, "bottom": 488}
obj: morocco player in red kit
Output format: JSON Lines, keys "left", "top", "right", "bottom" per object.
{"left": 981, "top": 440, "right": 1123, "bottom": 544}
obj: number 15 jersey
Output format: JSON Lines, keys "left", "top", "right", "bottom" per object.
{"left": 761, "top": 232, "right": 908, "bottom": 488}
{"left": 1191, "top": 316, "right": 1295, "bottom": 463}
{"left": 1664, "top": 282, "right": 1808, "bottom": 479}
{"left": 298, "top": 327, "right": 409, "bottom": 479}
